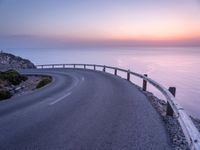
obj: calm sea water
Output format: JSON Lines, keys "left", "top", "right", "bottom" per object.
{"left": 5, "top": 47, "right": 200, "bottom": 118}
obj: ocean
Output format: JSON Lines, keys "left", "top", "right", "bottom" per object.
{"left": 4, "top": 47, "right": 200, "bottom": 118}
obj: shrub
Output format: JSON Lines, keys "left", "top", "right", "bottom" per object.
{"left": 20, "top": 75, "right": 28, "bottom": 81}
{"left": 36, "top": 78, "right": 51, "bottom": 89}
{"left": 0, "top": 69, "right": 27, "bottom": 85}
{"left": 0, "top": 90, "right": 12, "bottom": 100}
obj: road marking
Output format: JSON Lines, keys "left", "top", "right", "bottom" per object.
{"left": 49, "top": 92, "right": 72, "bottom": 105}
{"left": 49, "top": 76, "right": 84, "bottom": 106}
{"left": 82, "top": 77, "right": 85, "bottom": 81}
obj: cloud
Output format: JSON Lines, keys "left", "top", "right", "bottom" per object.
{"left": 1, "top": 35, "right": 200, "bottom": 49}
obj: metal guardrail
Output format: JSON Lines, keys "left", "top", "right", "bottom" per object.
{"left": 36, "top": 63, "right": 200, "bottom": 150}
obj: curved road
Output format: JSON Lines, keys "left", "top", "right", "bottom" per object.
{"left": 0, "top": 68, "right": 172, "bottom": 150}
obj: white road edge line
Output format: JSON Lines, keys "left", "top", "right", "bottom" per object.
{"left": 49, "top": 92, "right": 72, "bottom": 105}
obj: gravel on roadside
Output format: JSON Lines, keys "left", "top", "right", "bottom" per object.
{"left": 135, "top": 86, "right": 194, "bottom": 150}
{"left": 11, "top": 75, "right": 51, "bottom": 97}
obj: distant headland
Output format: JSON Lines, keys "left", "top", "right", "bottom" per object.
{"left": 0, "top": 51, "right": 36, "bottom": 70}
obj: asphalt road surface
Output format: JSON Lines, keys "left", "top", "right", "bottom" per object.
{"left": 0, "top": 68, "right": 172, "bottom": 150}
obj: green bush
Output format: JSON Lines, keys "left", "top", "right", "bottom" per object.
{"left": 36, "top": 78, "right": 51, "bottom": 89}
{"left": 0, "top": 69, "right": 27, "bottom": 85}
{"left": 0, "top": 90, "right": 12, "bottom": 100}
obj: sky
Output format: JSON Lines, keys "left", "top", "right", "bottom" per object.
{"left": 0, "top": 0, "right": 200, "bottom": 48}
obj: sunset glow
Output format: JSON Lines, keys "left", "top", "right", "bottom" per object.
{"left": 0, "top": 0, "right": 200, "bottom": 47}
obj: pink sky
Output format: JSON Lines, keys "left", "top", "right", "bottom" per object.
{"left": 0, "top": 0, "right": 200, "bottom": 47}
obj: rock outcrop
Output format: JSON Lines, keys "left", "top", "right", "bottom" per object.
{"left": 0, "top": 51, "right": 36, "bottom": 70}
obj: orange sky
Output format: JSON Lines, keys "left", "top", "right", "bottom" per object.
{"left": 0, "top": 0, "right": 200, "bottom": 47}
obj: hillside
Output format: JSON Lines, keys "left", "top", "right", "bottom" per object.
{"left": 0, "top": 51, "right": 36, "bottom": 70}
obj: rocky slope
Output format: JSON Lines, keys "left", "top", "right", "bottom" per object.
{"left": 0, "top": 51, "right": 36, "bottom": 70}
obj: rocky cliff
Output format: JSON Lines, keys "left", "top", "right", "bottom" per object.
{"left": 0, "top": 51, "right": 36, "bottom": 70}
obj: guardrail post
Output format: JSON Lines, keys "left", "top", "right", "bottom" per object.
{"left": 52, "top": 65, "right": 54, "bottom": 68}
{"left": 94, "top": 65, "right": 96, "bottom": 70}
{"left": 103, "top": 65, "right": 106, "bottom": 72}
{"left": 84, "top": 64, "right": 86, "bottom": 69}
{"left": 166, "top": 87, "right": 176, "bottom": 116}
{"left": 73, "top": 64, "right": 75, "bottom": 68}
{"left": 41, "top": 65, "right": 43, "bottom": 69}
{"left": 63, "top": 64, "right": 65, "bottom": 68}
{"left": 169, "top": 87, "right": 176, "bottom": 96}
{"left": 142, "top": 74, "right": 148, "bottom": 91}
{"left": 114, "top": 69, "right": 117, "bottom": 76}
{"left": 127, "top": 70, "right": 130, "bottom": 81}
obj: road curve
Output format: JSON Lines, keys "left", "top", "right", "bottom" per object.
{"left": 0, "top": 68, "right": 172, "bottom": 150}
